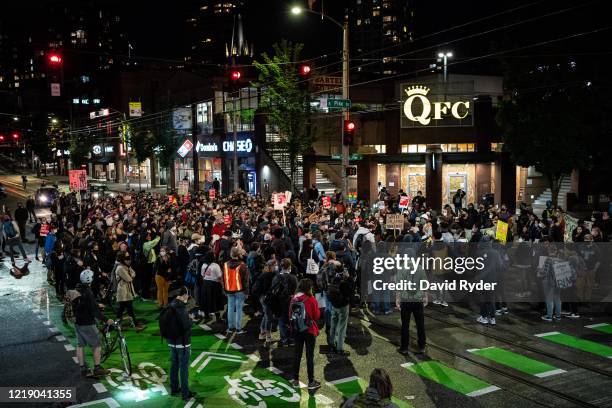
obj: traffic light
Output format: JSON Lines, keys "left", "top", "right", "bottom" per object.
{"left": 230, "top": 70, "right": 241, "bottom": 82}
{"left": 0, "top": 134, "right": 5, "bottom": 142}
{"left": 12, "top": 132, "right": 20, "bottom": 141}
{"left": 299, "top": 64, "right": 311, "bottom": 77}
{"left": 343, "top": 119, "right": 355, "bottom": 145}
{"left": 48, "top": 53, "right": 62, "bottom": 65}
{"left": 345, "top": 166, "right": 357, "bottom": 176}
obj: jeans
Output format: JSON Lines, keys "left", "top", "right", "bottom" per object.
{"left": 227, "top": 292, "right": 246, "bottom": 331}
{"left": 543, "top": 280, "right": 561, "bottom": 318}
{"left": 371, "top": 288, "right": 390, "bottom": 314}
{"left": 293, "top": 332, "right": 316, "bottom": 383}
{"left": 323, "top": 293, "right": 332, "bottom": 340}
{"left": 260, "top": 296, "right": 272, "bottom": 333}
{"left": 170, "top": 346, "right": 191, "bottom": 398}
{"left": 330, "top": 305, "right": 349, "bottom": 351}
{"left": 400, "top": 301, "right": 426, "bottom": 350}
{"left": 278, "top": 308, "right": 290, "bottom": 342}
{"left": 7, "top": 237, "right": 27, "bottom": 262}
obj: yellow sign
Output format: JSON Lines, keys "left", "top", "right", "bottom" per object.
{"left": 403, "top": 86, "right": 470, "bottom": 125}
{"left": 496, "top": 220, "right": 509, "bottom": 243}
{"left": 129, "top": 101, "right": 142, "bottom": 117}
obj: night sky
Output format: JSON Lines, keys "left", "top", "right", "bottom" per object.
{"left": 2, "top": 0, "right": 609, "bottom": 74}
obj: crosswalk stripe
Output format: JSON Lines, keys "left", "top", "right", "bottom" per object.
{"left": 468, "top": 346, "right": 565, "bottom": 378}
{"left": 536, "top": 331, "right": 612, "bottom": 358}
{"left": 93, "top": 383, "right": 107, "bottom": 393}
{"left": 585, "top": 323, "right": 612, "bottom": 334}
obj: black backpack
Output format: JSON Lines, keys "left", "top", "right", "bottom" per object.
{"left": 159, "top": 305, "right": 184, "bottom": 340}
{"left": 264, "top": 275, "right": 291, "bottom": 314}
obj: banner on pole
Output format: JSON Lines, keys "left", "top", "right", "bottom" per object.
{"left": 69, "top": 169, "right": 88, "bottom": 191}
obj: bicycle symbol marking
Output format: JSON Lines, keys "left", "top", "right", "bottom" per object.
{"left": 104, "top": 362, "right": 168, "bottom": 402}
{"left": 225, "top": 370, "right": 300, "bottom": 407}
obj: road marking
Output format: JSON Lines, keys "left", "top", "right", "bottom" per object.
{"left": 247, "top": 353, "right": 260, "bottom": 362}
{"left": 198, "top": 323, "right": 212, "bottom": 331}
{"left": 266, "top": 366, "right": 282, "bottom": 374}
{"left": 93, "top": 383, "right": 107, "bottom": 393}
{"left": 184, "top": 398, "right": 196, "bottom": 408}
{"left": 585, "top": 323, "right": 612, "bottom": 334}
{"left": 68, "top": 397, "right": 120, "bottom": 408}
{"left": 230, "top": 342, "right": 243, "bottom": 350}
{"left": 535, "top": 331, "right": 612, "bottom": 358}
{"left": 214, "top": 333, "right": 226, "bottom": 340}
{"left": 72, "top": 357, "right": 79, "bottom": 364}
{"left": 468, "top": 347, "right": 566, "bottom": 377}
{"left": 48, "top": 327, "right": 59, "bottom": 332}
{"left": 56, "top": 335, "right": 66, "bottom": 341}
{"left": 328, "top": 375, "right": 412, "bottom": 407}
{"left": 402, "top": 361, "right": 499, "bottom": 397}
{"left": 64, "top": 344, "right": 75, "bottom": 351}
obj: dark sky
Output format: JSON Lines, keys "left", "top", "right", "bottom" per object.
{"left": 2, "top": 0, "right": 609, "bottom": 74}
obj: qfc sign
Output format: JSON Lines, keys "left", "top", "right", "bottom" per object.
{"left": 400, "top": 82, "right": 474, "bottom": 128}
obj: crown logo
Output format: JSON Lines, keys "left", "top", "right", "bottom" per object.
{"left": 404, "top": 85, "right": 430, "bottom": 97}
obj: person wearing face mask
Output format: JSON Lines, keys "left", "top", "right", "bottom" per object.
{"left": 155, "top": 246, "right": 173, "bottom": 307}
{"left": 115, "top": 251, "right": 144, "bottom": 330}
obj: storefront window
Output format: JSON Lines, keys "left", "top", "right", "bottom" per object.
{"left": 364, "top": 144, "right": 386, "bottom": 153}
{"left": 401, "top": 144, "right": 427, "bottom": 153}
{"left": 491, "top": 142, "right": 504, "bottom": 152}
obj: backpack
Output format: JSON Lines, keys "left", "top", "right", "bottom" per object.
{"left": 290, "top": 298, "right": 311, "bottom": 333}
{"left": 3, "top": 221, "right": 17, "bottom": 239}
{"left": 264, "top": 275, "right": 291, "bottom": 314}
{"left": 159, "top": 305, "right": 184, "bottom": 340}
{"left": 184, "top": 259, "right": 200, "bottom": 287}
{"left": 354, "top": 233, "right": 365, "bottom": 253}
{"left": 317, "top": 263, "right": 336, "bottom": 292}
{"left": 349, "top": 393, "right": 394, "bottom": 408}
{"left": 62, "top": 289, "right": 82, "bottom": 324}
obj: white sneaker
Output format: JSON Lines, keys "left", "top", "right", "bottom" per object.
{"left": 568, "top": 313, "right": 580, "bottom": 319}
{"left": 476, "top": 316, "right": 489, "bottom": 324}
{"left": 440, "top": 301, "right": 448, "bottom": 307}
{"left": 489, "top": 318, "right": 496, "bottom": 325}
{"left": 433, "top": 300, "right": 441, "bottom": 305}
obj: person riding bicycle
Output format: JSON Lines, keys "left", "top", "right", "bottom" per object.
{"left": 70, "top": 269, "right": 113, "bottom": 378}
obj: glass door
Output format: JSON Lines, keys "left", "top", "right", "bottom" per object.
{"left": 448, "top": 173, "right": 467, "bottom": 204}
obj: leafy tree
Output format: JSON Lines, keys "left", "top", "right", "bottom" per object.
{"left": 130, "top": 129, "right": 155, "bottom": 190}
{"left": 69, "top": 134, "right": 93, "bottom": 167}
{"left": 154, "top": 129, "right": 179, "bottom": 169}
{"left": 253, "top": 40, "right": 314, "bottom": 190}
{"left": 497, "top": 62, "right": 593, "bottom": 207}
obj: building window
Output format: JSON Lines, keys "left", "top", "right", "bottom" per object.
{"left": 441, "top": 143, "right": 475, "bottom": 152}
{"left": 373, "top": 9, "right": 380, "bottom": 16}
{"left": 196, "top": 101, "right": 213, "bottom": 134}
{"left": 356, "top": 19, "right": 362, "bottom": 26}
{"left": 93, "top": 98, "right": 101, "bottom": 104}
{"left": 402, "top": 144, "right": 427, "bottom": 153}
{"left": 364, "top": 144, "right": 386, "bottom": 153}
{"left": 491, "top": 143, "right": 504, "bottom": 152}
{"left": 72, "top": 98, "right": 80, "bottom": 104}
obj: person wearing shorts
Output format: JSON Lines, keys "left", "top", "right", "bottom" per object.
{"left": 72, "top": 269, "right": 113, "bottom": 377}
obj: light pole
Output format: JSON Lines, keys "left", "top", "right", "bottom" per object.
{"left": 437, "top": 51, "right": 453, "bottom": 83}
{"left": 291, "top": 5, "right": 350, "bottom": 198}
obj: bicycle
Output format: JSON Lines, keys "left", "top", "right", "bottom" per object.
{"left": 100, "top": 319, "right": 132, "bottom": 377}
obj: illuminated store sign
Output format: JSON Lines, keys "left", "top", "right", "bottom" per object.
{"left": 400, "top": 82, "right": 474, "bottom": 128}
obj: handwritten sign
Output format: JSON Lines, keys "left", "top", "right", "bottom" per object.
{"left": 69, "top": 170, "right": 88, "bottom": 191}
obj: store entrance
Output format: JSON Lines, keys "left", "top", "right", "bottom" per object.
{"left": 407, "top": 173, "right": 425, "bottom": 198}
{"left": 448, "top": 173, "right": 467, "bottom": 204}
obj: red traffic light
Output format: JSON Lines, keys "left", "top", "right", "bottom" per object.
{"left": 299, "top": 64, "right": 311, "bottom": 76}
{"left": 0, "top": 135, "right": 5, "bottom": 142}
{"left": 12, "top": 132, "right": 20, "bottom": 140}
{"left": 230, "top": 70, "right": 241, "bottom": 81}
{"left": 343, "top": 120, "right": 355, "bottom": 146}
{"left": 48, "top": 53, "right": 62, "bottom": 64}
{"left": 345, "top": 121, "right": 355, "bottom": 132}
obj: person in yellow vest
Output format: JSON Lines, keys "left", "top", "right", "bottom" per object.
{"left": 223, "top": 247, "right": 250, "bottom": 335}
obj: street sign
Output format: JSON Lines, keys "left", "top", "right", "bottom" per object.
{"left": 50, "top": 83, "right": 61, "bottom": 97}
{"left": 129, "top": 101, "right": 142, "bottom": 117}
{"left": 177, "top": 139, "right": 193, "bottom": 158}
{"left": 327, "top": 98, "right": 351, "bottom": 109}
{"left": 331, "top": 153, "right": 363, "bottom": 161}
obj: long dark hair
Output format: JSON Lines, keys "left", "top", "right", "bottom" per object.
{"left": 369, "top": 368, "right": 393, "bottom": 399}
{"left": 297, "top": 278, "right": 313, "bottom": 297}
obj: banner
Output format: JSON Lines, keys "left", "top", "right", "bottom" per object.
{"left": 40, "top": 223, "right": 50, "bottom": 237}
{"left": 496, "top": 220, "right": 509, "bottom": 243}
{"left": 68, "top": 169, "right": 88, "bottom": 191}
{"left": 322, "top": 196, "right": 331, "bottom": 209}
{"left": 209, "top": 189, "right": 216, "bottom": 200}
{"left": 347, "top": 191, "right": 357, "bottom": 204}
{"left": 399, "top": 196, "right": 410, "bottom": 209}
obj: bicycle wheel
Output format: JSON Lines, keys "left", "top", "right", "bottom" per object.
{"left": 119, "top": 336, "right": 132, "bottom": 376}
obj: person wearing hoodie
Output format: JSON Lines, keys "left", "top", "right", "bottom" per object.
{"left": 222, "top": 247, "right": 250, "bottom": 334}
{"left": 290, "top": 278, "right": 321, "bottom": 391}
{"left": 270, "top": 258, "right": 298, "bottom": 346}
{"left": 161, "top": 221, "right": 178, "bottom": 254}
{"left": 318, "top": 251, "right": 342, "bottom": 343}
{"left": 327, "top": 270, "right": 354, "bottom": 356}
{"left": 341, "top": 368, "right": 398, "bottom": 408}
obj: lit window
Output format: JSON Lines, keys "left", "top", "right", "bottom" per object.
{"left": 364, "top": 145, "right": 386, "bottom": 153}
{"left": 356, "top": 19, "right": 362, "bottom": 26}
{"left": 491, "top": 143, "right": 503, "bottom": 152}
{"left": 81, "top": 75, "right": 90, "bottom": 83}
{"left": 373, "top": 10, "right": 380, "bottom": 16}
{"left": 401, "top": 144, "right": 427, "bottom": 153}
{"left": 81, "top": 98, "right": 89, "bottom": 104}
{"left": 364, "top": 18, "right": 370, "bottom": 24}
{"left": 72, "top": 98, "right": 80, "bottom": 104}
{"left": 14, "top": 82, "right": 19, "bottom": 88}
{"left": 93, "top": 98, "right": 101, "bottom": 104}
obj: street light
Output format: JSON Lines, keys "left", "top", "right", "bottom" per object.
{"left": 290, "top": 4, "right": 350, "bottom": 197}
{"left": 437, "top": 51, "right": 453, "bottom": 82}
{"left": 51, "top": 118, "right": 58, "bottom": 125}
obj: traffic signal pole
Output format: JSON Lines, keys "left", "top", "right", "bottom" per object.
{"left": 341, "top": 21, "right": 350, "bottom": 199}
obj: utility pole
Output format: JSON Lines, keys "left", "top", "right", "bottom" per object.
{"left": 233, "top": 98, "right": 239, "bottom": 191}
{"left": 341, "top": 21, "right": 350, "bottom": 198}
{"left": 191, "top": 103, "right": 200, "bottom": 192}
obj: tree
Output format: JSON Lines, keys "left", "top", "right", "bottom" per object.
{"left": 497, "top": 62, "right": 593, "bottom": 207}
{"left": 253, "top": 40, "right": 314, "bottom": 190}
{"left": 130, "top": 129, "right": 155, "bottom": 191}
{"left": 69, "top": 134, "right": 93, "bottom": 167}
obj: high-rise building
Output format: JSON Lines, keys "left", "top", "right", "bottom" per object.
{"left": 185, "top": 0, "right": 253, "bottom": 66}
{"left": 347, "top": 0, "right": 415, "bottom": 76}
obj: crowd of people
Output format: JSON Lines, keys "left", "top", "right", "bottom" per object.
{"left": 1, "top": 182, "right": 611, "bottom": 404}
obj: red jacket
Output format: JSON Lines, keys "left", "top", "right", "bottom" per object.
{"left": 289, "top": 293, "right": 320, "bottom": 336}
{"left": 211, "top": 223, "right": 227, "bottom": 237}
